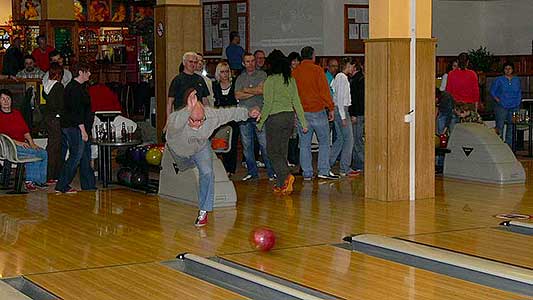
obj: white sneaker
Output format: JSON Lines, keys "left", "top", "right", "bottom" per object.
{"left": 242, "top": 174, "right": 258, "bottom": 181}
{"left": 194, "top": 210, "right": 208, "bottom": 227}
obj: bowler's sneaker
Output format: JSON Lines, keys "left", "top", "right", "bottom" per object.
{"left": 194, "top": 210, "right": 208, "bottom": 227}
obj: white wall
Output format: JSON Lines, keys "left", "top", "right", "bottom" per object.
{"left": 433, "top": 0, "right": 533, "bottom": 56}
{"left": 432, "top": 0, "right": 486, "bottom": 56}
{"left": 483, "top": 0, "right": 533, "bottom": 55}
{"left": 249, "top": 0, "right": 324, "bottom": 55}
{"left": 209, "top": 0, "right": 532, "bottom": 56}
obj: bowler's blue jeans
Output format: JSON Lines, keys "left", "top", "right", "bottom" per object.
{"left": 297, "top": 110, "right": 331, "bottom": 178}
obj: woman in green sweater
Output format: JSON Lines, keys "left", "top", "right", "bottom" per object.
{"left": 258, "top": 50, "right": 308, "bottom": 194}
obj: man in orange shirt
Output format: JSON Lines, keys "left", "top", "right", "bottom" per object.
{"left": 31, "top": 35, "right": 55, "bottom": 72}
{"left": 292, "top": 46, "right": 339, "bottom": 180}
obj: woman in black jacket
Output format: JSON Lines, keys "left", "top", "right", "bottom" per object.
{"left": 43, "top": 62, "right": 64, "bottom": 182}
{"left": 212, "top": 61, "right": 239, "bottom": 177}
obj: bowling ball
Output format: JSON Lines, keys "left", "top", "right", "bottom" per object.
{"left": 140, "top": 146, "right": 149, "bottom": 159}
{"left": 117, "top": 167, "right": 132, "bottom": 186}
{"left": 130, "top": 147, "right": 144, "bottom": 162}
{"left": 250, "top": 227, "right": 276, "bottom": 252}
{"left": 211, "top": 138, "right": 228, "bottom": 150}
{"left": 146, "top": 148, "right": 162, "bottom": 166}
{"left": 439, "top": 134, "right": 448, "bottom": 148}
{"left": 130, "top": 171, "right": 148, "bottom": 187}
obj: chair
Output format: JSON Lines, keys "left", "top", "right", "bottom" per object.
{"left": 0, "top": 134, "right": 43, "bottom": 194}
{"left": 0, "top": 138, "right": 10, "bottom": 189}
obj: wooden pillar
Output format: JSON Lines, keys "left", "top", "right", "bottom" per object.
{"left": 365, "top": 0, "right": 435, "bottom": 201}
{"left": 155, "top": 0, "right": 203, "bottom": 140}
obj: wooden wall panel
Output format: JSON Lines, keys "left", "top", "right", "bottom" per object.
{"left": 155, "top": 4, "right": 202, "bottom": 141}
{"left": 416, "top": 39, "right": 436, "bottom": 199}
{"left": 365, "top": 40, "right": 390, "bottom": 201}
{"left": 387, "top": 40, "right": 411, "bottom": 201}
{"left": 365, "top": 38, "right": 434, "bottom": 201}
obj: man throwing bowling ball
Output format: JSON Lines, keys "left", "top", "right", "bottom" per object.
{"left": 166, "top": 87, "right": 261, "bottom": 227}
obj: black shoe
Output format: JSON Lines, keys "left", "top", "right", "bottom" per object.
{"left": 317, "top": 172, "right": 340, "bottom": 180}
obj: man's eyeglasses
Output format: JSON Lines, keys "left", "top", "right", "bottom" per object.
{"left": 189, "top": 116, "right": 207, "bottom": 124}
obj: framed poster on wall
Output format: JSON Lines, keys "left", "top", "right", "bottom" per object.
{"left": 344, "top": 4, "right": 369, "bottom": 54}
{"left": 203, "top": 0, "right": 248, "bottom": 56}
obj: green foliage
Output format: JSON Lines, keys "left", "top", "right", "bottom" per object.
{"left": 468, "top": 46, "right": 495, "bottom": 72}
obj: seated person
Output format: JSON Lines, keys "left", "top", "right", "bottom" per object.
{"left": 16, "top": 55, "right": 45, "bottom": 79}
{"left": 436, "top": 88, "right": 455, "bottom": 134}
{"left": 454, "top": 102, "right": 483, "bottom": 124}
{"left": 0, "top": 89, "right": 48, "bottom": 191}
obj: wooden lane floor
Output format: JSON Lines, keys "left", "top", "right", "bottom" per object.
{"left": 26, "top": 262, "right": 248, "bottom": 300}
{"left": 1, "top": 175, "right": 533, "bottom": 277}
{"left": 221, "top": 245, "right": 532, "bottom": 300}
{"left": 403, "top": 227, "right": 533, "bottom": 269}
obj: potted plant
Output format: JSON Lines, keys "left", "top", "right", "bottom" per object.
{"left": 468, "top": 46, "right": 495, "bottom": 73}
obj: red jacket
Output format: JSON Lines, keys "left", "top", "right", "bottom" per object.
{"left": 31, "top": 46, "right": 55, "bottom": 72}
{"left": 0, "top": 109, "right": 30, "bottom": 142}
{"left": 446, "top": 69, "right": 480, "bottom": 103}
{"left": 89, "top": 84, "right": 122, "bottom": 112}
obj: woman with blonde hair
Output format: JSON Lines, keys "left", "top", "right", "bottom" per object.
{"left": 212, "top": 61, "right": 239, "bottom": 177}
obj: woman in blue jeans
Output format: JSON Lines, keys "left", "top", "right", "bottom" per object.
{"left": 490, "top": 62, "right": 522, "bottom": 147}
{"left": 0, "top": 89, "right": 48, "bottom": 191}
{"left": 55, "top": 63, "right": 96, "bottom": 193}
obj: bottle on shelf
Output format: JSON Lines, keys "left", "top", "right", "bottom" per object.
{"left": 121, "top": 122, "right": 127, "bottom": 142}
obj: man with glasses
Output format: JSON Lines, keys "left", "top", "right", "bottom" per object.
{"left": 166, "top": 88, "right": 261, "bottom": 227}
{"left": 166, "top": 52, "right": 210, "bottom": 128}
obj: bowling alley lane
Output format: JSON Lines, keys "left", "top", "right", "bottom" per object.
{"left": 26, "top": 262, "right": 248, "bottom": 300}
{"left": 221, "top": 245, "right": 531, "bottom": 300}
{"left": 402, "top": 227, "right": 533, "bottom": 269}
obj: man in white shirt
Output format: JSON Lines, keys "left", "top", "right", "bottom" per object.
{"left": 329, "top": 57, "right": 359, "bottom": 177}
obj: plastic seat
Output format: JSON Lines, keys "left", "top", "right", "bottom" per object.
{"left": 0, "top": 138, "right": 10, "bottom": 189}
{"left": 0, "top": 134, "right": 43, "bottom": 194}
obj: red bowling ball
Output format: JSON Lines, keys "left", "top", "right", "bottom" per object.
{"left": 250, "top": 228, "right": 276, "bottom": 252}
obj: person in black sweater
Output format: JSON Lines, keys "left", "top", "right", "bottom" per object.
{"left": 349, "top": 64, "right": 365, "bottom": 172}
{"left": 212, "top": 62, "right": 240, "bottom": 177}
{"left": 42, "top": 63, "right": 64, "bottom": 182}
{"left": 55, "top": 63, "right": 96, "bottom": 193}
{"left": 2, "top": 37, "right": 24, "bottom": 76}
